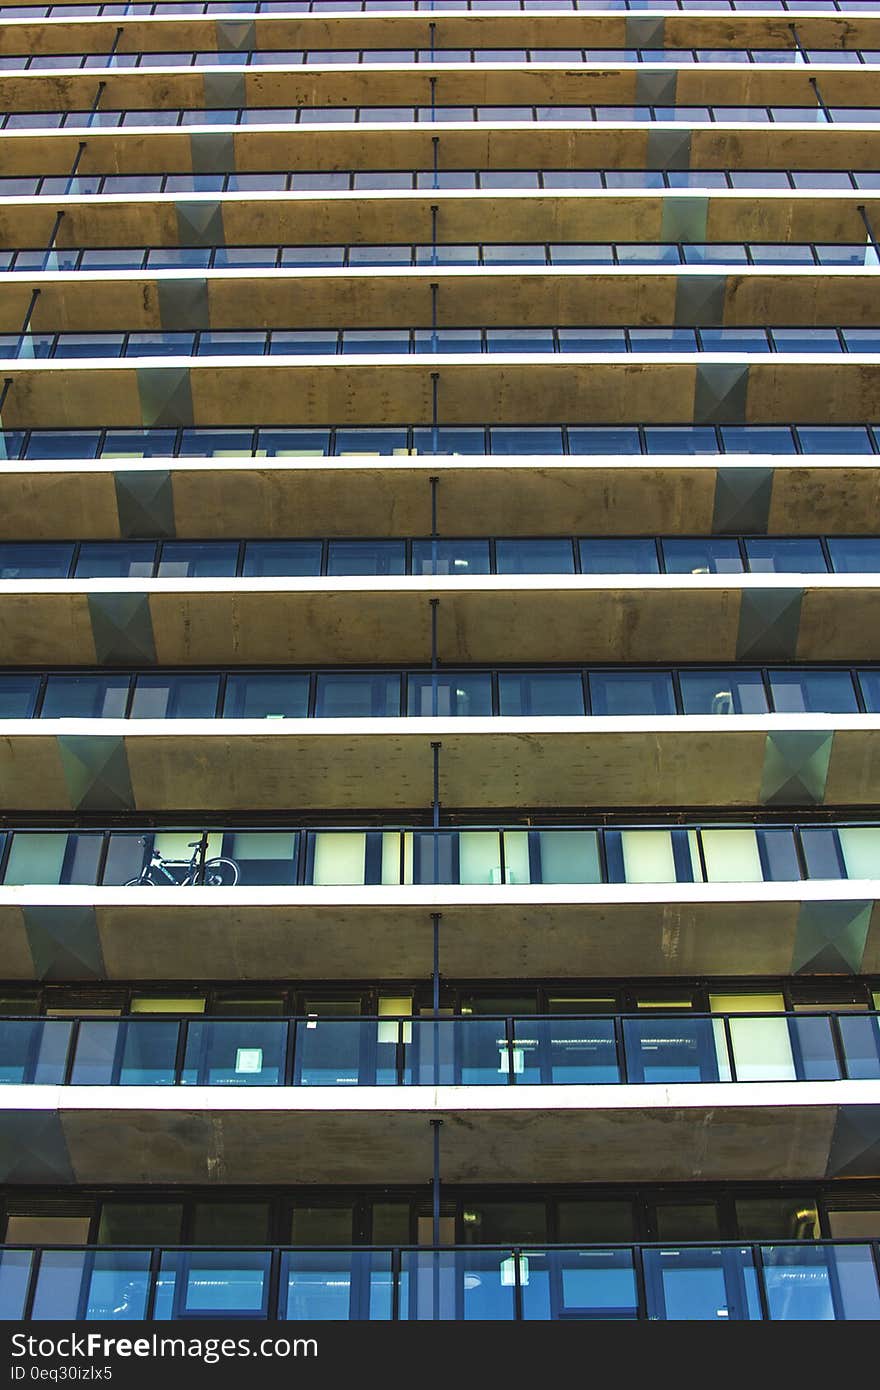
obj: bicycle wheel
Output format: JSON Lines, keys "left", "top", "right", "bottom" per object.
{"left": 123, "top": 874, "right": 152, "bottom": 887}
{"left": 202, "top": 857, "right": 239, "bottom": 887}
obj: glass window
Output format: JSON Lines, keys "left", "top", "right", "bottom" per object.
{"left": 74, "top": 543, "right": 156, "bottom": 578}
{"left": 129, "top": 675, "right": 220, "bottom": 720}
{"left": 269, "top": 331, "right": 338, "bottom": 356}
{"left": 557, "top": 1200, "right": 636, "bottom": 1242}
{"left": 290, "top": 1207, "right": 354, "bottom": 1245}
{"left": 311, "top": 832, "right": 368, "bottom": 887}
{"left": 97, "top": 1204, "right": 183, "bottom": 1246}
{"left": 4, "top": 833, "right": 102, "bottom": 886}
{"left": 242, "top": 542, "right": 323, "bottom": 577}
{"left": 699, "top": 327, "right": 768, "bottom": 353}
{"left": 837, "top": 827, "right": 880, "bottom": 880}
{"left": 226, "top": 832, "right": 299, "bottom": 887}
{"left": 797, "top": 426, "right": 873, "bottom": 454}
{"left": 334, "top": 429, "right": 408, "bottom": 456}
{"left": 0, "top": 675, "right": 40, "bottom": 718}
{"left": 568, "top": 427, "right": 641, "bottom": 454}
{"left": 498, "top": 671, "right": 585, "bottom": 716}
{"left": 745, "top": 538, "right": 827, "bottom": 572}
{"left": 618, "top": 830, "right": 678, "bottom": 884}
{"left": 589, "top": 671, "right": 675, "bottom": 716}
{"left": 407, "top": 672, "right": 493, "bottom": 717}
{"left": 223, "top": 674, "right": 310, "bottom": 719}
{"left": 643, "top": 427, "right": 718, "bottom": 455}
{"left": 720, "top": 426, "right": 797, "bottom": 454}
{"left": 191, "top": 1204, "right": 270, "bottom": 1245}
{"left": 157, "top": 543, "right": 239, "bottom": 578}
{"left": 858, "top": 670, "right": 880, "bottom": 711}
{"left": 410, "top": 540, "right": 490, "bottom": 575}
{"left": 661, "top": 539, "right": 744, "bottom": 573}
{"left": 772, "top": 327, "right": 842, "bottom": 353}
{"left": 701, "top": 828, "right": 763, "bottom": 882}
{"left": 411, "top": 427, "right": 486, "bottom": 455}
{"left": 326, "top": 541, "right": 406, "bottom": 575}
{"left": 682, "top": 243, "right": 748, "bottom": 264}
{"left": 494, "top": 539, "right": 575, "bottom": 574}
{"left": 0, "top": 544, "right": 74, "bottom": 579}
{"left": 736, "top": 1199, "right": 820, "bottom": 1240}
{"left": 178, "top": 430, "right": 255, "bottom": 457}
{"left": 314, "top": 673, "right": 401, "bottom": 717}
{"left": 654, "top": 1204, "right": 722, "bottom": 1241}
{"left": 549, "top": 243, "right": 614, "bottom": 264}
{"left": 40, "top": 675, "right": 129, "bottom": 719}
{"left": 557, "top": 328, "right": 627, "bottom": 352}
{"left": 579, "top": 539, "right": 659, "bottom": 573}
{"left": 341, "top": 329, "right": 410, "bottom": 355}
{"left": 257, "top": 430, "right": 330, "bottom": 457}
{"left": 488, "top": 427, "right": 564, "bottom": 454}
{"left": 679, "top": 669, "right": 768, "bottom": 714}
{"left": 534, "top": 830, "right": 601, "bottom": 884}
{"left": 102, "top": 431, "right": 177, "bottom": 458}
{"left": 486, "top": 327, "right": 553, "bottom": 352}
{"left": 24, "top": 431, "right": 100, "bottom": 459}
{"left": 767, "top": 669, "right": 858, "bottom": 713}
{"left": 799, "top": 827, "right": 843, "bottom": 880}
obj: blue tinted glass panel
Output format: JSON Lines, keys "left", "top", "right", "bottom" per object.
{"left": 0, "top": 543, "right": 73, "bottom": 578}
{"left": 797, "top": 426, "right": 873, "bottom": 453}
{"left": 799, "top": 828, "right": 843, "bottom": 879}
{"left": 257, "top": 430, "right": 330, "bottom": 456}
{"left": 827, "top": 539, "right": 880, "bottom": 573}
{"left": 579, "top": 539, "right": 659, "bottom": 573}
{"left": 568, "top": 427, "right": 641, "bottom": 454}
{"left": 857, "top": 670, "right": 880, "bottom": 712}
{"left": 103, "top": 430, "right": 178, "bottom": 457}
{"left": 0, "top": 675, "right": 40, "bottom": 717}
{"left": 24, "top": 431, "right": 100, "bottom": 459}
{"left": 498, "top": 671, "right": 585, "bottom": 715}
{"left": 157, "top": 542, "right": 239, "bottom": 577}
{"left": 745, "top": 538, "right": 827, "bottom": 572}
{"left": 661, "top": 539, "right": 744, "bottom": 573}
{"left": 314, "top": 673, "right": 401, "bottom": 717}
{"left": 74, "top": 543, "right": 156, "bottom": 577}
{"left": 678, "top": 670, "right": 768, "bottom": 714}
{"left": 720, "top": 426, "right": 797, "bottom": 454}
{"left": 494, "top": 539, "right": 575, "bottom": 573}
{"left": 223, "top": 674, "right": 310, "bottom": 719}
{"left": 407, "top": 673, "right": 493, "bottom": 716}
{"left": 768, "top": 669, "right": 858, "bottom": 713}
{"left": 410, "top": 540, "right": 490, "bottom": 575}
{"left": 242, "top": 542, "right": 323, "bottom": 577}
{"left": 488, "top": 427, "right": 564, "bottom": 454}
{"left": 41, "top": 675, "right": 129, "bottom": 718}
{"left": 643, "top": 427, "right": 718, "bottom": 454}
{"left": 411, "top": 427, "right": 487, "bottom": 454}
{"left": 326, "top": 541, "right": 406, "bottom": 575}
{"left": 178, "top": 430, "right": 255, "bottom": 456}
{"left": 129, "top": 675, "right": 220, "bottom": 719}
{"left": 334, "top": 429, "right": 408, "bottom": 455}
{"left": 589, "top": 671, "right": 675, "bottom": 715}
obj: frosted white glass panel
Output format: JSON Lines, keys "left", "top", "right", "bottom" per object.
{"left": 838, "top": 827, "right": 880, "bottom": 880}
{"left": 381, "top": 832, "right": 402, "bottom": 885}
{"left": 155, "top": 831, "right": 223, "bottom": 860}
{"left": 701, "top": 829, "right": 763, "bottom": 883}
{"left": 727, "top": 1018, "right": 795, "bottom": 1081}
{"left": 503, "top": 831, "right": 531, "bottom": 885}
{"left": 459, "top": 832, "right": 502, "bottom": 885}
{"left": 312, "top": 832, "right": 366, "bottom": 886}
{"left": 621, "top": 830, "right": 675, "bottom": 883}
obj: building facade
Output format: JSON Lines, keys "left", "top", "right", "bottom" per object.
{"left": 0, "top": 0, "right": 878, "bottom": 1324}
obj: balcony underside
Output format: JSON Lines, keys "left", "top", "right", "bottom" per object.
{"left": 0, "top": 883, "right": 878, "bottom": 981}
{"left": 0, "top": 716, "right": 879, "bottom": 812}
{"left": 3, "top": 64, "right": 878, "bottom": 114}
{"left": 1, "top": 1083, "right": 878, "bottom": 1184}
{"left": 3, "top": 457, "right": 880, "bottom": 542}
{"left": 2, "top": 357, "right": 879, "bottom": 431}
{"left": 0, "top": 192, "right": 874, "bottom": 251}
{"left": 0, "top": 578, "right": 876, "bottom": 665}
{"left": 6, "top": 12, "right": 880, "bottom": 56}
{"left": 2, "top": 124, "right": 879, "bottom": 179}
{"left": 3, "top": 267, "right": 879, "bottom": 334}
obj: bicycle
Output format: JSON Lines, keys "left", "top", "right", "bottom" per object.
{"left": 124, "top": 839, "right": 240, "bottom": 887}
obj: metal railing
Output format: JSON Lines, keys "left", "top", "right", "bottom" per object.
{"left": 3, "top": 1238, "right": 880, "bottom": 1320}
{"left": 3, "top": 1010, "right": 879, "bottom": 1087}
